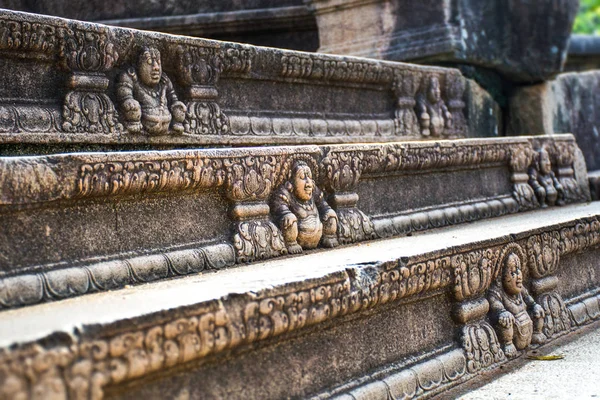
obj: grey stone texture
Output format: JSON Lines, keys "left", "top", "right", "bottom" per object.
{"left": 566, "top": 34, "right": 600, "bottom": 72}
{"left": 0, "top": 0, "right": 319, "bottom": 51}
{"left": 0, "top": 9, "right": 506, "bottom": 152}
{"left": 0, "top": 202, "right": 599, "bottom": 399}
{"left": 306, "top": 0, "right": 579, "bottom": 82}
{"left": 0, "top": 6, "right": 597, "bottom": 400}
{"left": 0, "top": 135, "right": 588, "bottom": 309}
{"left": 508, "top": 70, "right": 600, "bottom": 171}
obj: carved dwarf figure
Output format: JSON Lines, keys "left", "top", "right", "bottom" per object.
{"left": 117, "top": 47, "right": 186, "bottom": 135}
{"left": 416, "top": 76, "right": 452, "bottom": 137}
{"left": 528, "top": 148, "right": 565, "bottom": 208}
{"left": 488, "top": 253, "right": 546, "bottom": 358}
{"left": 272, "top": 161, "right": 339, "bottom": 254}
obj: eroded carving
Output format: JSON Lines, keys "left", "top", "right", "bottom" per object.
{"left": 117, "top": 47, "right": 185, "bottom": 136}
{"left": 528, "top": 147, "right": 565, "bottom": 208}
{"left": 320, "top": 150, "right": 377, "bottom": 244}
{"left": 460, "top": 322, "right": 505, "bottom": 373}
{"left": 280, "top": 54, "right": 394, "bottom": 84}
{"left": 58, "top": 27, "right": 121, "bottom": 134}
{"left": 392, "top": 70, "right": 420, "bottom": 136}
{"left": 538, "top": 292, "right": 571, "bottom": 339}
{"left": 445, "top": 72, "right": 467, "bottom": 137}
{"left": 225, "top": 156, "right": 287, "bottom": 262}
{"left": 510, "top": 145, "right": 538, "bottom": 210}
{"left": 175, "top": 45, "right": 229, "bottom": 135}
{"left": 488, "top": 247, "right": 546, "bottom": 358}
{"left": 416, "top": 76, "right": 452, "bottom": 137}
{"left": 272, "top": 161, "right": 338, "bottom": 253}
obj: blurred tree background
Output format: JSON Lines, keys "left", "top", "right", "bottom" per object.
{"left": 574, "top": 0, "right": 600, "bottom": 34}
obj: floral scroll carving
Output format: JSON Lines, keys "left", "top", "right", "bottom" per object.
{"left": 174, "top": 44, "right": 229, "bottom": 135}
{"left": 460, "top": 322, "right": 505, "bottom": 373}
{"left": 392, "top": 70, "right": 420, "bottom": 136}
{"left": 224, "top": 156, "right": 287, "bottom": 263}
{"left": 58, "top": 27, "right": 123, "bottom": 134}
{"left": 320, "top": 150, "right": 377, "bottom": 244}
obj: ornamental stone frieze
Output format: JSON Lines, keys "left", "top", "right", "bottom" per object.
{"left": 0, "top": 9, "right": 502, "bottom": 148}
{"left": 0, "top": 134, "right": 590, "bottom": 309}
{"left": 0, "top": 202, "right": 598, "bottom": 400}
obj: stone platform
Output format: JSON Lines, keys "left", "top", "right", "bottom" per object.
{"left": 0, "top": 9, "right": 501, "bottom": 151}
{"left": 0, "top": 134, "right": 589, "bottom": 309}
{"left": 0, "top": 202, "right": 599, "bottom": 399}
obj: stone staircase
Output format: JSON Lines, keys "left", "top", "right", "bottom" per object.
{"left": 0, "top": 7, "right": 598, "bottom": 400}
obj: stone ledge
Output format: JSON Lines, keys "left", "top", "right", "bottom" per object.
{"left": 0, "top": 9, "right": 500, "bottom": 149}
{"left": 0, "top": 135, "right": 589, "bottom": 309}
{"left": 0, "top": 202, "right": 599, "bottom": 399}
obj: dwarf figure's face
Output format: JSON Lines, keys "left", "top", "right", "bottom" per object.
{"left": 292, "top": 163, "right": 314, "bottom": 202}
{"left": 502, "top": 253, "right": 523, "bottom": 296}
{"left": 427, "top": 76, "right": 441, "bottom": 103}
{"left": 539, "top": 149, "right": 552, "bottom": 175}
{"left": 138, "top": 47, "right": 162, "bottom": 87}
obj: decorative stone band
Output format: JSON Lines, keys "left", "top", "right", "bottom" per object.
{"left": 0, "top": 9, "right": 473, "bottom": 145}
{"left": 0, "top": 135, "right": 590, "bottom": 309}
{"left": 0, "top": 208, "right": 599, "bottom": 400}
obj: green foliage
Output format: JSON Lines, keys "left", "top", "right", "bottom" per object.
{"left": 574, "top": 0, "right": 600, "bottom": 35}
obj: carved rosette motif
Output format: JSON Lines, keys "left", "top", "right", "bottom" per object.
{"left": 392, "top": 70, "right": 420, "bottom": 136}
{"left": 224, "top": 156, "right": 287, "bottom": 263}
{"left": 174, "top": 44, "right": 229, "bottom": 135}
{"left": 320, "top": 150, "right": 377, "bottom": 244}
{"left": 58, "top": 27, "right": 123, "bottom": 134}
{"left": 509, "top": 145, "right": 538, "bottom": 210}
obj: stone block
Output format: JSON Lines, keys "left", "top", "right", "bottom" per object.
{"left": 0, "top": 9, "right": 503, "bottom": 152}
{"left": 508, "top": 70, "right": 600, "bottom": 171}
{"left": 0, "top": 134, "right": 590, "bottom": 309}
{"left": 0, "top": 202, "right": 599, "bottom": 399}
{"left": 306, "top": 0, "right": 579, "bottom": 82}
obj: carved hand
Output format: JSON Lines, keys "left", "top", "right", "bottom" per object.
{"left": 281, "top": 213, "right": 298, "bottom": 230}
{"left": 322, "top": 208, "right": 338, "bottom": 223}
{"left": 498, "top": 311, "right": 515, "bottom": 328}
{"left": 171, "top": 101, "right": 187, "bottom": 123}
{"left": 532, "top": 304, "right": 545, "bottom": 319}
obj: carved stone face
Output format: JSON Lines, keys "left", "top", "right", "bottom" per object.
{"left": 427, "top": 76, "right": 441, "bottom": 103}
{"left": 292, "top": 164, "right": 314, "bottom": 202}
{"left": 138, "top": 48, "right": 162, "bottom": 87}
{"left": 539, "top": 149, "right": 552, "bottom": 175}
{"left": 502, "top": 253, "right": 523, "bottom": 295}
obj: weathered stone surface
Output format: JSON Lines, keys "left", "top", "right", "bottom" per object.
{"left": 0, "top": 9, "right": 504, "bottom": 151}
{"left": 0, "top": 0, "right": 319, "bottom": 51}
{"left": 508, "top": 70, "right": 600, "bottom": 171}
{"left": 0, "top": 134, "right": 588, "bottom": 309}
{"left": 566, "top": 34, "right": 600, "bottom": 72}
{"left": 306, "top": 0, "right": 579, "bottom": 83}
{"left": 0, "top": 202, "right": 599, "bottom": 399}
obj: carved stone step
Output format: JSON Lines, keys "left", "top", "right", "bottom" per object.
{"left": 1, "top": 202, "right": 599, "bottom": 399}
{"left": 0, "top": 134, "right": 589, "bottom": 309}
{"left": 0, "top": 9, "right": 501, "bottom": 151}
